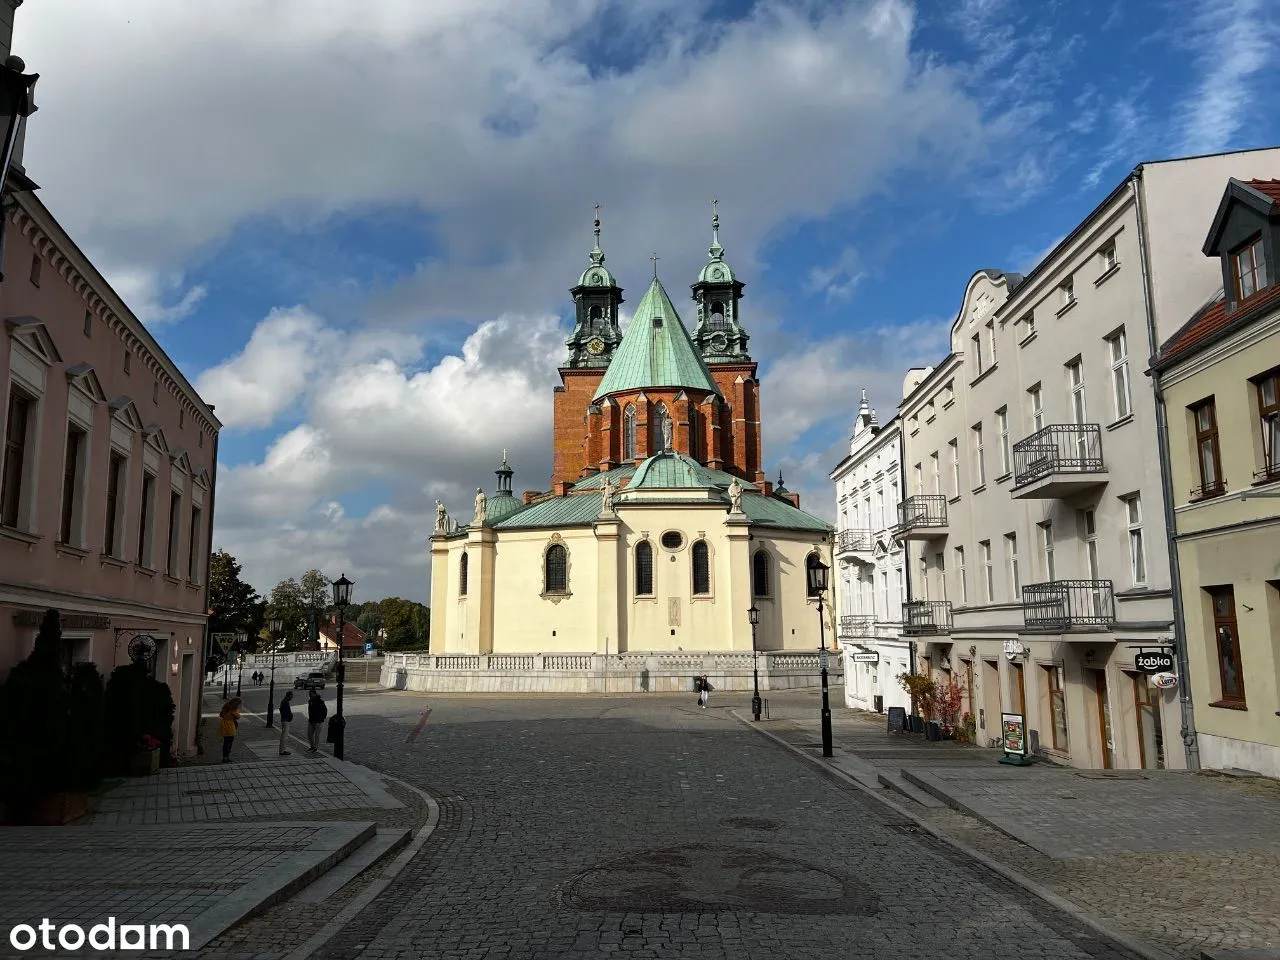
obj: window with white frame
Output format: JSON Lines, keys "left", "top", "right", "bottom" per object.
{"left": 929, "top": 451, "right": 940, "bottom": 494}
{"left": 971, "top": 422, "right": 985, "bottom": 487}
{"left": 59, "top": 424, "right": 89, "bottom": 547}
{"left": 954, "top": 545, "right": 967, "bottom": 603}
{"left": 1060, "top": 276, "right": 1075, "bottom": 308}
{"left": 926, "top": 398, "right": 936, "bottom": 421}
{"left": 1100, "top": 241, "right": 1118, "bottom": 273}
{"left": 1, "top": 384, "right": 39, "bottom": 531}
{"left": 1004, "top": 532, "right": 1020, "bottom": 595}
{"left": 1107, "top": 328, "right": 1132, "bottom": 420}
{"left": 1123, "top": 494, "right": 1146, "bottom": 585}
{"left": 166, "top": 488, "right": 182, "bottom": 576}
{"left": 980, "top": 540, "right": 994, "bottom": 602}
{"left": 104, "top": 453, "right": 126, "bottom": 558}
{"left": 875, "top": 489, "right": 884, "bottom": 529}
{"left": 137, "top": 472, "right": 156, "bottom": 568}
{"left": 1028, "top": 383, "right": 1044, "bottom": 433}
{"left": 996, "top": 407, "right": 1011, "bottom": 475}
{"left": 1038, "top": 520, "right": 1055, "bottom": 580}
{"left": 972, "top": 333, "right": 984, "bottom": 375}
{"left": 1067, "top": 359, "right": 1087, "bottom": 424}
{"left": 948, "top": 439, "right": 959, "bottom": 496}
{"left": 985, "top": 319, "right": 997, "bottom": 367}
{"left": 942, "top": 381, "right": 954, "bottom": 406}
{"left": 918, "top": 557, "right": 929, "bottom": 600}
{"left": 880, "top": 570, "right": 889, "bottom": 618}
{"left": 1253, "top": 367, "right": 1279, "bottom": 478}
{"left": 1021, "top": 312, "right": 1035, "bottom": 341}
{"left": 1080, "top": 508, "right": 1101, "bottom": 580}
{"left": 935, "top": 551, "right": 946, "bottom": 600}
{"left": 623, "top": 404, "right": 637, "bottom": 460}
{"left": 914, "top": 462, "right": 923, "bottom": 495}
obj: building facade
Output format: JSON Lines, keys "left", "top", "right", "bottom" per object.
{"left": 0, "top": 188, "right": 221, "bottom": 757}
{"left": 897, "top": 148, "right": 1280, "bottom": 769}
{"left": 1151, "top": 177, "right": 1280, "bottom": 777}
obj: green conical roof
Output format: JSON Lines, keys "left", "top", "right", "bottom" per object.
{"left": 593, "top": 277, "right": 720, "bottom": 401}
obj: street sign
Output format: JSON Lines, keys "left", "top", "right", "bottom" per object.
{"left": 819, "top": 648, "right": 830, "bottom": 671}
{"left": 212, "top": 633, "right": 235, "bottom": 653}
{"left": 1134, "top": 651, "right": 1174, "bottom": 674}
{"left": 852, "top": 652, "right": 879, "bottom": 663}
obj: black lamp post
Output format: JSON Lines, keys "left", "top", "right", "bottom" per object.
{"left": 807, "top": 556, "right": 833, "bottom": 757}
{"left": 330, "top": 573, "right": 352, "bottom": 760}
{"left": 748, "top": 603, "right": 762, "bottom": 721}
{"left": 265, "top": 616, "right": 282, "bottom": 727}
{"left": 234, "top": 631, "right": 247, "bottom": 698}
{"left": 0, "top": 56, "right": 38, "bottom": 284}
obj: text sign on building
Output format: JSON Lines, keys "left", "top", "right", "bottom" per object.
{"left": 1134, "top": 651, "right": 1174, "bottom": 674}
{"left": 1003, "top": 639, "right": 1026, "bottom": 661}
{"left": 1001, "top": 712, "right": 1028, "bottom": 757}
{"left": 852, "top": 652, "right": 880, "bottom": 663}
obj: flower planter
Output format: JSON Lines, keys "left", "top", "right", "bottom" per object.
{"left": 26, "top": 792, "right": 89, "bottom": 825}
{"left": 128, "top": 747, "right": 160, "bottom": 777}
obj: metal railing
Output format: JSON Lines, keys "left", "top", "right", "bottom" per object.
{"left": 839, "top": 614, "right": 876, "bottom": 636}
{"left": 1022, "top": 579, "right": 1115, "bottom": 630}
{"left": 901, "top": 600, "right": 953, "bottom": 635}
{"left": 701, "top": 316, "right": 734, "bottom": 332}
{"left": 1012, "top": 424, "right": 1105, "bottom": 487}
{"left": 1190, "top": 478, "right": 1226, "bottom": 500}
{"left": 835, "top": 528, "right": 873, "bottom": 553}
{"left": 894, "top": 495, "right": 948, "bottom": 533}
{"left": 1253, "top": 464, "right": 1280, "bottom": 484}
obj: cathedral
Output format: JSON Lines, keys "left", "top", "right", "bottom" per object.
{"left": 427, "top": 208, "right": 834, "bottom": 666}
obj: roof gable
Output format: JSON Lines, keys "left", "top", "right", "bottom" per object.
{"left": 1203, "top": 178, "right": 1280, "bottom": 256}
{"left": 108, "top": 396, "right": 144, "bottom": 430}
{"left": 66, "top": 362, "right": 107, "bottom": 402}
{"left": 170, "top": 447, "right": 192, "bottom": 474}
{"left": 5, "top": 315, "right": 63, "bottom": 366}
{"left": 143, "top": 424, "right": 169, "bottom": 455}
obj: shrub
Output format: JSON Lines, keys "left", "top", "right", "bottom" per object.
{"left": 66, "top": 662, "right": 106, "bottom": 790}
{"left": 104, "top": 662, "right": 177, "bottom": 772}
{"left": 0, "top": 610, "right": 72, "bottom": 809}
{"left": 934, "top": 680, "right": 964, "bottom": 736}
{"left": 896, "top": 672, "right": 936, "bottom": 718}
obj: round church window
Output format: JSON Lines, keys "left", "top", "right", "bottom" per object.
{"left": 661, "top": 531, "right": 684, "bottom": 550}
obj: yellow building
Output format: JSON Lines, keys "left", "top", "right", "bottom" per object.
{"left": 1151, "top": 177, "right": 1280, "bottom": 777}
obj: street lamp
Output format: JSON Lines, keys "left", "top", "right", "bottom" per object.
{"left": 234, "top": 630, "right": 248, "bottom": 698}
{"left": 807, "top": 555, "right": 833, "bottom": 758}
{"left": 0, "top": 56, "right": 38, "bottom": 284}
{"left": 330, "top": 573, "right": 353, "bottom": 760}
{"left": 265, "top": 616, "right": 283, "bottom": 727}
{"left": 748, "top": 603, "right": 762, "bottom": 721}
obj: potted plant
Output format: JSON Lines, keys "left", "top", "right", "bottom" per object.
{"left": 896, "top": 672, "right": 935, "bottom": 733}
{"left": 129, "top": 734, "right": 161, "bottom": 776}
{"left": 955, "top": 711, "right": 978, "bottom": 744}
{"left": 934, "top": 680, "right": 964, "bottom": 740}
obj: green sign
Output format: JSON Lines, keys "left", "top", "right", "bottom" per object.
{"left": 212, "top": 632, "right": 236, "bottom": 653}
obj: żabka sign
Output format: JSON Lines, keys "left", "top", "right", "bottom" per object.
{"left": 8, "top": 918, "right": 189, "bottom": 952}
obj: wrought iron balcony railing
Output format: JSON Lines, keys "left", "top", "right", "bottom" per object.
{"left": 1190, "top": 478, "right": 1226, "bottom": 501}
{"left": 901, "top": 600, "right": 953, "bottom": 636}
{"left": 1254, "top": 464, "right": 1280, "bottom": 484}
{"left": 1012, "top": 424, "right": 1105, "bottom": 488}
{"left": 893, "top": 495, "right": 948, "bottom": 534}
{"left": 836, "top": 529, "right": 873, "bottom": 554}
{"left": 1022, "top": 580, "right": 1115, "bottom": 631}
{"left": 839, "top": 614, "right": 876, "bottom": 636}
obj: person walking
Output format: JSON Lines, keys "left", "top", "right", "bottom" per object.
{"left": 219, "top": 698, "right": 242, "bottom": 763}
{"left": 278, "top": 690, "right": 294, "bottom": 756}
{"left": 306, "top": 688, "right": 328, "bottom": 754}
{"left": 698, "top": 674, "right": 712, "bottom": 709}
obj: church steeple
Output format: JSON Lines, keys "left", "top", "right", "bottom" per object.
{"left": 565, "top": 204, "right": 624, "bottom": 369}
{"left": 691, "top": 199, "right": 750, "bottom": 363}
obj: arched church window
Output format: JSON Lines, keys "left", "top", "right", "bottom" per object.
{"left": 459, "top": 552, "right": 469, "bottom": 597}
{"left": 710, "top": 301, "right": 725, "bottom": 328}
{"left": 545, "top": 543, "right": 568, "bottom": 594}
{"left": 623, "top": 405, "right": 637, "bottom": 461}
{"left": 752, "top": 550, "right": 770, "bottom": 597}
{"left": 589, "top": 304, "right": 602, "bottom": 325}
{"left": 692, "top": 541, "right": 711, "bottom": 595}
{"left": 653, "top": 402, "right": 672, "bottom": 453}
{"left": 689, "top": 411, "right": 700, "bottom": 460}
{"left": 635, "top": 540, "right": 654, "bottom": 596}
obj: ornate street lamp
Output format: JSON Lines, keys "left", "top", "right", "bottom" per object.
{"left": 265, "top": 616, "right": 283, "bottom": 727}
{"left": 807, "top": 556, "right": 833, "bottom": 757}
{"left": 330, "top": 573, "right": 353, "bottom": 760}
{"left": 0, "top": 56, "right": 37, "bottom": 283}
{"left": 748, "top": 604, "right": 762, "bottom": 721}
{"left": 234, "top": 630, "right": 248, "bottom": 698}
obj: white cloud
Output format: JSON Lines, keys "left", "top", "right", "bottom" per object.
{"left": 806, "top": 248, "right": 866, "bottom": 302}
{"left": 104, "top": 267, "right": 207, "bottom": 326}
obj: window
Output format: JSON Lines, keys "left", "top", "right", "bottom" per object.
{"left": 954, "top": 546, "right": 967, "bottom": 603}
{"left": 1081, "top": 509, "right": 1100, "bottom": 580}
{"left": 1124, "top": 494, "right": 1146, "bottom": 585}
{"left": 880, "top": 570, "right": 890, "bottom": 618}
{"left": 980, "top": 540, "right": 993, "bottom": 602}
{"left": 1043, "top": 664, "right": 1068, "bottom": 749}
{"left": 1256, "top": 368, "right": 1280, "bottom": 478}
{"left": 996, "top": 407, "right": 1010, "bottom": 476}
{"left": 153, "top": 382, "right": 160, "bottom": 404}
{"left": 653, "top": 402, "right": 671, "bottom": 452}
{"left": 1004, "top": 532, "right": 1019, "bottom": 595}
{"left": 1100, "top": 241, "right": 1117, "bottom": 273}
{"left": 1067, "top": 359, "right": 1086, "bottom": 424}
{"left": 187, "top": 506, "right": 202, "bottom": 581}
{"left": 166, "top": 490, "right": 181, "bottom": 576}
{"left": 588, "top": 304, "right": 603, "bottom": 325}
{"left": 929, "top": 451, "right": 940, "bottom": 494}
{"left": 934, "top": 551, "right": 946, "bottom": 600}
{"left": 104, "top": 453, "right": 126, "bottom": 557}
{"left": 971, "top": 333, "right": 984, "bottom": 375}
{"left": 1207, "top": 585, "right": 1245, "bottom": 705}
{"left": 942, "top": 381, "right": 954, "bottom": 406}
{"left": 985, "top": 319, "right": 997, "bottom": 367}
{"left": 1060, "top": 276, "right": 1075, "bottom": 308}
{"left": 710, "top": 301, "right": 725, "bottom": 326}
{"left": 913, "top": 463, "right": 923, "bottom": 495}
{"left": 199, "top": 431, "right": 204, "bottom": 449}
{"left": 971, "top": 423, "right": 985, "bottom": 487}
{"left": 29, "top": 253, "right": 41, "bottom": 286}
{"left": 635, "top": 541, "right": 654, "bottom": 595}
{"left": 544, "top": 543, "right": 568, "bottom": 594}
{"left": 179, "top": 408, "right": 185, "bottom": 429}
{"left": 752, "top": 550, "right": 771, "bottom": 597}
{"left": 123, "top": 352, "right": 131, "bottom": 375}
{"left": 948, "top": 439, "right": 959, "bottom": 496}
{"left": 459, "top": 552, "right": 469, "bottom": 596}
{"left": 805, "top": 553, "right": 824, "bottom": 598}
{"left": 1, "top": 388, "right": 33, "bottom": 528}
{"left": 59, "top": 425, "right": 87, "bottom": 546}
{"left": 1028, "top": 384, "right": 1044, "bottom": 433}
{"left": 692, "top": 541, "right": 710, "bottom": 595}
{"left": 661, "top": 531, "right": 683, "bottom": 550}
{"left": 1038, "top": 521, "right": 1055, "bottom": 581}
{"left": 1107, "top": 328, "right": 1132, "bottom": 420}
{"left": 1021, "top": 312, "right": 1036, "bottom": 341}
{"left": 1232, "top": 236, "right": 1264, "bottom": 300}
{"left": 689, "top": 411, "right": 700, "bottom": 460}
{"left": 137, "top": 473, "right": 156, "bottom": 567}
{"left": 623, "top": 404, "right": 637, "bottom": 460}
{"left": 1192, "top": 398, "right": 1223, "bottom": 497}
{"left": 84, "top": 311, "right": 93, "bottom": 338}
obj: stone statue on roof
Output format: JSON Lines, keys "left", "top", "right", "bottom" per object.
{"left": 728, "top": 478, "right": 743, "bottom": 515}
{"left": 434, "top": 499, "right": 448, "bottom": 533}
{"left": 600, "top": 477, "right": 617, "bottom": 516}
{"left": 661, "top": 415, "right": 673, "bottom": 452}
{"left": 473, "top": 488, "right": 487, "bottom": 526}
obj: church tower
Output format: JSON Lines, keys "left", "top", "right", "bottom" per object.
{"left": 691, "top": 202, "right": 749, "bottom": 363}
{"left": 564, "top": 206, "right": 624, "bottom": 368}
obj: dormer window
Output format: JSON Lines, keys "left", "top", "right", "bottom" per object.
{"left": 1232, "top": 236, "right": 1265, "bottom": 300}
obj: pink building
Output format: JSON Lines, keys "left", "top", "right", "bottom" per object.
{"left": 0, "top": 188, "right": 221, "bottom": 757}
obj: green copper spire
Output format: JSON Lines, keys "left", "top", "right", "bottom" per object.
{"left": 697, "top": 198, "right": 734, "bottom": 284}
{"left": 566, "top": 204, "right": 623, "bottom": 369}
{"left": 692, "top": 199, "right": 750, "bottom": 363}
{"left": 578, "top": 203, "right": 616, "bottom": 287}
{"left": 593, "top": 275, "right": 720, "bottom": 401}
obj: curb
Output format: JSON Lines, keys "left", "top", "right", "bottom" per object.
{"left": 730, "top": 709, "right": 1181, "bottom": 960}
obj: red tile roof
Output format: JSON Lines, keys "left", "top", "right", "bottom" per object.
{"left": 1156, "top": 282, "right": 1280, "bottom": 368}
{"left": 1246, "top": 179, "right": 1280, "bottom": 205}
{"left": 318, "top": 620, "right": 367, "bottom": 648}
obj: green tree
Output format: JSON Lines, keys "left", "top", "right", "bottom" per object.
{"left": 0, "top": 609, "right": 71, "bottom": 809}
{"left": 299, "top": 568, "right": 330, "bottom": 642}
{"left": 355, "top": 604, "right": 383, "bottom": 639}
{"left": 208, "top": 550, "right": 262, "bottom": 665}
{"left": 412, "top": 603, "right": 430, "bottom": 651}
{"left": 380, "top": 597, "right": 417, "bottom": 650}
{"left": 268, "top": 578, "right": 307, "bottom": 650}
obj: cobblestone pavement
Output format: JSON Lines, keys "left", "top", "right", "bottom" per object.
{"left": 760, "top": 691, "right": 1280, "bottom": 959}
{"left": 293, "top": 689, "right": 1145, "bottom": 960}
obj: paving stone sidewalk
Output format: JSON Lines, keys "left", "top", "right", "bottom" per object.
{"left": 755, "top": 692, "right": 1280, "bottom": 960}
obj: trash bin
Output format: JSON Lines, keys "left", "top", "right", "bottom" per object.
{"left": 873, "top": 695, "right": 883, "bottom": 713}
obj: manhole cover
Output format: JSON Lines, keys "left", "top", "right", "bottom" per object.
{"left": 721, "top": 817, "right": 781, "bottom": 831}
{"left": 556, "top": 844, "right": 877, "bottom": 916}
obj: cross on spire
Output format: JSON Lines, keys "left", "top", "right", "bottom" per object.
{"left": 711, "top": 197, "right": 718, "bottom": 215}
{"left": 593, "top": 202, "right": 600, "bottom": 224}
{"left": 650, "top": 252, "right": 660, "bottom": 278}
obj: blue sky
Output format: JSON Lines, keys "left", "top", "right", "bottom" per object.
{"left": 15, "top": 0, "right": 1280, "bottom": 601}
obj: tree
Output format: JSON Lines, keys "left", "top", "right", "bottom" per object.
{"left": 268, "top": 578, "right": 307, "bottom": 651}
{"left": 299, "top": 568, "right": 331, "bottom": 642}
{"left": 355, "top": 604, "right": 383, "bottom": 639}
{"left": 0, "top": 610, "right": 72, "bottom": 809}
{"left": 208, "top": 550, "right": 262, "bottom": 646}
{"left": 380, "top": 597, "right": 430, "bottom": 651}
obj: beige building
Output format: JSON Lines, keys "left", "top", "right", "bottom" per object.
{"left": 898, "top": 147, "right": 1280, "bottom": 769}
{"left": 1150, "top": 177, "right": 1280, "bottom": 777}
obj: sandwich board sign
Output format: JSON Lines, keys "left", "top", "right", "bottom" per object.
{"left": 998, "top": 711, "right": 1032, "bottom": 766}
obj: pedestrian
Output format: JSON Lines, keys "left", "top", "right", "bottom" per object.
{"left": 278, "top": 690, "right": 294, "bottom": 756}
{"left": 307, "top": 688, "right": 328, "bottom": 754}
{"left": 219, "top": 697, "right": 242, "bottom": 763}
{"left": 698, "top": 674, "right": 712, "bottom": 709}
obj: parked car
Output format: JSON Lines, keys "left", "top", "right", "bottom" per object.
{"left": 293, "top": 671, "right": 326, "bottom": 690}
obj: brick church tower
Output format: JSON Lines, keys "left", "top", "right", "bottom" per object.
{"left": 551, "top": 205, "right": 765, "bottom": 487}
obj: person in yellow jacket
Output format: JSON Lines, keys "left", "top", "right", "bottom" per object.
{"left": 219, "top": 698, "right": 242, "bottom": 763}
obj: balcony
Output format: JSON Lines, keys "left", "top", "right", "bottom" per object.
{"left": 892, "top": 495, "right": 948, "bottom": 540}
{"left": 835, "top": 528, "right": 874, "bottom": 562}
{"left": 839, "top": 614, "right": 876, "bottom": 637}
{"left": 1011, "top": 424, "right": 1108, "bottom": 499}
{"left": 1022, "top": 580, "right": 1115, "bottom": 632}
{"left": 901, "top": 600, "right": 953, "bottom": 636}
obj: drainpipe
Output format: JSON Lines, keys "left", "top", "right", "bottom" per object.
{"left": 1130, "top": 174, "right": 1200, "bottom": 771}
{"left": 898, "top": 426, "right": 916, "bottom": 675}
{"left": 198, "top": 424, "right": 220, "bottom": 752}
